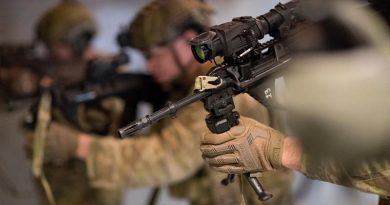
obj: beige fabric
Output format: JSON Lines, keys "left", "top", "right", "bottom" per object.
{"left": 301, "top": 156, "right": 390, "bottom": 198}
{"left": 87, "top": 100, "right": 206, "bottom": 189}
{"left": 44, "top": 122, "right": 79, "bottom": 165}
{"left": 25, "top": 93, "right": 124, "bottom": 205}
{"left": 200, "top": 117, "right": 284, "bottom": 174}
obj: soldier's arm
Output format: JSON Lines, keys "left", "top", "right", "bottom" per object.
{"left": 76, "top": 93, "right": 278, "bottom": 190}
{"left": 200, "top": 113, "right": 390, "bottom": 198}
{"left": 78, "top": 102, "right": 207, "bottom": 190}
{"left": 301, "top": 156, "right": 390, "bottom": 197}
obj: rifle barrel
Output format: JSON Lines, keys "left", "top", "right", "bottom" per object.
{"left": 118, "top": 91, "right": 210, "bottom": 138}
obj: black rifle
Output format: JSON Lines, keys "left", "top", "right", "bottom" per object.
{"left": 119, "top": 1, "right": 301, "bottom": 200}
{"left": 52, "top": 74, "right": 168, "bottom": 134}
{"left": 0, "top": 43, "right": 48, "bottom": 103}
{"left": 24, "top": 53, "right": 168, "bottom": 135}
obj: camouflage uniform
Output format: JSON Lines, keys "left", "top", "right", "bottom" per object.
{"left": 301, "top": 157, "right": 390, "bottom": 198}
{"left": 39, "top": 96, "right": 126, "bottom": 205}
{"left": 87, "top": 85, "right": 293, "bottom": 205}
{"left": 29, "top": 73, "right": 127, "bottom": 205}
{"left": 28, "top": 1, "right": 125, "bottom": 205}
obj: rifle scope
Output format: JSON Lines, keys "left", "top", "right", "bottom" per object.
{"left": 190, "top": 1, "right": 298, "bottom": 63}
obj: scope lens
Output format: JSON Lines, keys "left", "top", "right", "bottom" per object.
{"left": 195, "top": 45, "right": 206, "bottom": 61}
{"left": 192, "top": 44, "right": 211, "bottom": 63}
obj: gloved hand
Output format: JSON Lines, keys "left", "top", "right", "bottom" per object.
{"left": 26, "top": 122, "right": 80, "bottom": 165}
{"left": 200, "top": 116, "right": 285, "bottom": 174}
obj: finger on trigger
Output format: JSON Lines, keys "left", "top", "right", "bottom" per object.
{"left": 205, "top": 154, "right": 241, "bottom": 166}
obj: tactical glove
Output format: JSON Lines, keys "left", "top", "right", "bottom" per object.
{"left": 200, "top": 116, "right": 285, "bottom": 174}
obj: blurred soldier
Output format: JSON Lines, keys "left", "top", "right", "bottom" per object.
{"left": 35, "top": 0, "right": 295, "bottom": 204}
{"left": 35, "top": 0, "right": 97, "bottom": 87}
{"left": 200, "top": 0, "right": 390, "bottom": 204}
{"left": 0, "top": 1, "right": 97, "bottom": 204}
{"left": 0, "top": 0, "right": 97, "bottom": 105}
{"left": 28, "top": 0, "right": 171, "bottom": 204}
{"left": 36, "top": 0, "right": 96, "bottom": 63}
{"left": 23, "top": 1, "right": 125, "bottom": 205}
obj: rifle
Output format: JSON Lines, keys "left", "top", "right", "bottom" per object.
{"left": 0, "top": 44, "right": 47, "bottom": 104}
{"left": 118, "top": 1, "right": 300, "bottom": 200}
{"left": 0, "top": 43, "right": 43, "bottom": 68}
{"left": 24, "top": 52, "right": 168, "bottom": 135}
{"left": 53, "top": 73, "right": 168, "bottom": 134}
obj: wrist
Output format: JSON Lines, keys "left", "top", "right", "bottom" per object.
{"left": 281, "top": 137, "right": 302, "bottom": 171}
{"left": 76, "top": 133, "right": 92, "bottom": 160}
{"left": 268, "top": 131, "right": 285, "bottom": 169}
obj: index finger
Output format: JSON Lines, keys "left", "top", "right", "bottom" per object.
{"left": 201, "top": 125, "right": 245, "bottom": 145}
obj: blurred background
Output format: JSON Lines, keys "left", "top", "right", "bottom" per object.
{"left": 0, "top": 0, "right": 380, "bottom": 204}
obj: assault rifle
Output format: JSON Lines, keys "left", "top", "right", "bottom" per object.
{"left": 119, "top": 1, "right": 301, "bottom": 200}
{"left": 0, "top": 44, "right": 47, "bottom": 102}
{"left": 24, "top": 53, "right": 168, "bottom": 134}
{"left": 50, "top": 74, "right": 168, "bottom": 134}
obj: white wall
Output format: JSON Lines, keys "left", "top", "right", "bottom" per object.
{"left": 0, "top": 0, "right": 287, "bottom": 52}
{"left": 0, "top": 0, "right": 150, "bottom": 52}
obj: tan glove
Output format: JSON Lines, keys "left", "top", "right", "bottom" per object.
{"left": 43, "top": 122, "right": 80, "bottom": 164}
{"left": 200, "top": 116, "right": 285, "bottom": 174}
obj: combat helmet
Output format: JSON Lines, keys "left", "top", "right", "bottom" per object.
{"left": 127, "top": 0, "right": 213, "bottom": 57}
{"left": 36, "top": 0, "right": 97, "bottom": 56}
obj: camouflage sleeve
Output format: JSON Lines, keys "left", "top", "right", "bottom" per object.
{"left": 301, "top": 156, "right": 390, "bottom": 197}
{"left": 86, "top": 94, "right": 270, "bottom": 190}
{"left": 86, "top": 101, "right": 207, "bottom": 190}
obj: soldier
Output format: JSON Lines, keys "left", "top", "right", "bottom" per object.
{"left": 29, "top": 0, "right": 173, "bottom": 204}
{"left": 0, "top": 0, "right": 97, "bottom": 105}
{"left": 34, "top": 0, "right": 98, "bottom": 88}
{"left": 37, "top": 0, "right": 294, "bottom": 204}
{"left": 200, "top": 0, "right": 390, "bottom": 204}
{"left": 36, "top": 0, "right": 96, "bottom": 63}
{"left": 24, "top": 1, "right": 127, "bottom": 205}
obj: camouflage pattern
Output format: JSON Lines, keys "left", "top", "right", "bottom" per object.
{"left": 86, "top": 85, "right": 293, "bottom": 205}
{"left": 127, "top": 0, "right": 213, "bottom": 57}
{"left": 25, "top": 59, "right": 126, "bottom": 205}
{"left": 301, "top": 157, "right": 390, "bottom": 198}
{"left": 39, "top": 96, "right": 126, "bottom": 205}
{"left": 42, "top": 160, "right": 122, "bottom": 205}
